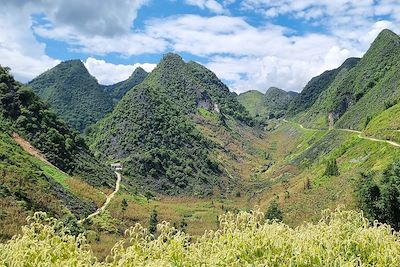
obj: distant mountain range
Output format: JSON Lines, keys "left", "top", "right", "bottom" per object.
{"left": 238, "top": 87, "right": 298, "bottom": 119}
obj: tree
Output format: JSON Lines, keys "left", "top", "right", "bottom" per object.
{"left": 179, "top": 217, "right": 188, "bottom": 233}
{"left": 148, "top": 209, "right": 158, "bottom": 235}
{"left": 121, "top": 199, "right": 128, "bottom": 212}
{"left": 356, "top": 160, "right": 400, "bottom": 230}
{"left": 265, "top": 200, "right": 283, "bottom": 222}
{"left": 324, "top": 159, "right": 339, "bottom": 176}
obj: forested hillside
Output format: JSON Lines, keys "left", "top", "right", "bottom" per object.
{"left": 1, "top": 66, "right": 112, "bottom": 185}
{"left": 0, "top": 66, "right": 116, "bottom": 239}
{"left": 286, "top": 57, "right": 360, "bottom": 118}
{"left": 103, "top": 67, "right": 148, "bottom": 103}
{"left": 88, "top": 53, "right": 267, "bottom": 196}
{"left": 29, "top": 60, "right": 114, "bottom": 132}
{"left": 293, "top": 29, "right": 400, "bottom": 129}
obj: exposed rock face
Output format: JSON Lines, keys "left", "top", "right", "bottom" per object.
{"left": 197, "top": 91, "right": 214, "bottom": 110}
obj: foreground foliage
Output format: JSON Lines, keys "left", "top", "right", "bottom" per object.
{"left": 2, "top": 209, "right": 400, "bottom": 266}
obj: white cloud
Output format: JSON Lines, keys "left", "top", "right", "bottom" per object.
{"left": 84, "top": 57, "right": 156, "bottom": 85}
{"left": 0, "top": 3, "right": 59, "bottom": 82}
{"left": 2, "top": 0, "right": 400, "bottom": 94}
{"left": 185, "top": 0, "right": 227, "bottom": 14}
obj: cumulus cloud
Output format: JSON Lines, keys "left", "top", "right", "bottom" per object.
{"left": 185, "top": 0, "right": 227, "bottom": 14}
{"left": 0, "top": 0, "right": 152, "bottom": 81}
{"left": 0, "top": 2, "right": 59, "bottom": 82}
{"left": 2, "top": 0, "right": 400, "bottom": 93}
{"left": 84, "top": 57, "right": 156, "bottom": 85}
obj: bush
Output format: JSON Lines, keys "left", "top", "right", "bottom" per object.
{"left": 324, "top": 159, "right": 339, "bottom": 176}
{"left": 265, "top": 200, "right": 283, "bottom": 222}
{"left": 3, "top": 209, "right": 400, "bottom": 266}
{"left": 357, "top": 159, "right": 400, "bottom": 229}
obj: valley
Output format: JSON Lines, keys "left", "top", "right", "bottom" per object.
{"left": 1, "top": 26, "right": 400, "bottom": 266}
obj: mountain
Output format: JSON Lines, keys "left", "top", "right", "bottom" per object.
{"left": 88, "top": 53, "right": 256, "bottom": 196}
{"left": 0, "top": 65, "right": 114, "bottom": 239}
{"left": 238, "top": 87, "right": 298, "bottom": 119}
{"left": 264, "top": 87, "right": 298, "bottom": 117}
{"left": 103, "top": 67, "right": 148, "bottom": 103}
{"left": 295, "top": 29, "right": 400, "bottom": 129}
{"left": 286, "top": 57, "right": 360, "bottom": 118}
{"left": 237, "top": 90, "right": 266, "bottom": 117}
{"left": 29, "top": 60, "right": 114, "bottom": 132}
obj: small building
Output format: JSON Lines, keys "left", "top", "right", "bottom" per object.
{"left": 111, "top": 163, "right": 123, "bottom": 171}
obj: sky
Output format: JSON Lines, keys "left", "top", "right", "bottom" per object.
{"left": 1, "top": 0, "right": 400, "bottom": 93}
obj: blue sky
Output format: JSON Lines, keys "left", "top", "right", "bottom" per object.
{"left": 1, "top": 0, "right": 400, "bottom": 93}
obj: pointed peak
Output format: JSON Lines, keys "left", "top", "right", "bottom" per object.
{"left": 341, "top": 57, "right": 360, "bottom": 68}
{"left": 369, "top": 29, "right": 400, "bottom": 49}
{"left": 134, "top": 66, "right": 147, "bottom": 73}
{"left": 376, "top": 29, "right": 399, "bottom": 40}
{"left": 161, "top": 52, "right": 184, "bottom": 63}
{"left": 59, "top": 59, "right": 85, "bottom": 68}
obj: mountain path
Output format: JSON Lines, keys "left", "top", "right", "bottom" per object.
{"left": 78, "top": 171, "right": 122, "bottom": 223}
{"left": 282, "top": 119, "right": 400, "bottom": 148}
{"left": 13, "top": 132, "right": 54, "bottom": 167}
{"left": 12, "top": 132, "right": 69, "bottom": 174}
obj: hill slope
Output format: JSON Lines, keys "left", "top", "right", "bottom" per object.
{"left": 0, "top": 65, "right": 115, "bottom": 239}
{"left": 29, "top": 60, "right": 114, "bottom": 132}
{"left": 1, "top": 66, "right": 113, "bottom": 186}
{"left": 297, "top": 29, "right": 400, "bottom": 129}
{"left": 88, "top": 53, "right": 259, "bottom": 196}
{"left": 237, "top": 90, "right": 266, "bottom": 117}
{"left": 238, "top": 87, "right": 297, "bottom": 119}
{"left": 286, "top": 57, "right": 360, "bottom": 118}
{"left": 103, "top": 67, "right": 148, "bottom": 103}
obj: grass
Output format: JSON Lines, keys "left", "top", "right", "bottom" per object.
{"left": 39, "top": 164, "right": 71, "bottom": 188}
{"left": 4, "top": 209, "right": 400, "bottom": 266}
{"left": 365, "top": 102, "right": 400, "bottom": 143}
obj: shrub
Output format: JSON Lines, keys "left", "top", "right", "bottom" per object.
{"left": 3, "top": 209, "right": 400, "bottom": 266}
{"left": 324, "top": 159, "right": 339, "bottom": 176}
{"left": 265, "top": 200, "right": 283, "bottom": 222}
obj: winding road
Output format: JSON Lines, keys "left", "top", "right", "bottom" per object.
{"left": 338, "top": 128, "right": 400, "bottom": 147}
{"left": 282, "top": 119, "right": 400, "bottom": 148}
{"left": 78, "top": 171, "right": 122, "bottom": 223}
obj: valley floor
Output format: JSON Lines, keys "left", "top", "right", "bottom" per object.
{"left": 83, "top": 119, "right": 400, "bottom": 258}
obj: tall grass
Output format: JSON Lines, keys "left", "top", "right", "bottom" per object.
{"left": 1, "top": 208, "right": 400, "bottom": 266}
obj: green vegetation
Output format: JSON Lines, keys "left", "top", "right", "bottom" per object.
{"left": 148, "top": 209, "right": 158, "bottom": 235}
{"left": 265, "top": 200, "right": 283, "bottom": 221}
{"left": 357, "top": 159, "right": 400, "bottom": 229}
{"left": 0, "top": 66, "right": 113, "bottom": 187}
{"left": 0, "top": 119, "right": 99, "bottom": 240}
{"left": 29, "top": 60, "right": 114, "bottom": 132}
{"left": 287, "top": 57, "right": 359, "bottom": 117}
{"left": 293, "top": 29, "right": 400, "bottom": 130}
{"left": 89, "top": 84, "right": 220, "bottom": 195}
{"left": 187, "top": 60, "right": 252, "bottom": 123}
{"left": 237, "top": 90, "right": 266, "bottom": 117}
{"left": 238, "top": 87, "right": 297, "bottom": 120}
{"left": 3, "top": 209, "right": 400, "bottom": 266}
{"left": 103, "top": 67, "right": 148, "bottom": 103}
{"left": 88, "top": 53, "right": 258, "bottom": 196}
{"left": 324, "top": 158, "right": 339, "bottom": 176}
{"left": 364, "top": 102, "right": 400, "bottom": 143}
